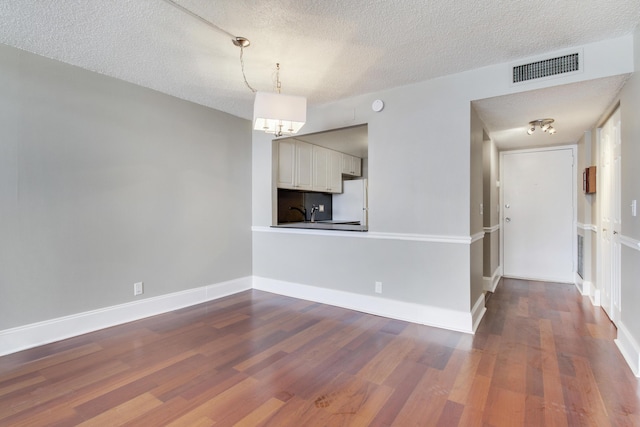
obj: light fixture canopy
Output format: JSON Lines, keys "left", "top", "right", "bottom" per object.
{"left": 527, "top": 118, "right": 556, "bottom": 135}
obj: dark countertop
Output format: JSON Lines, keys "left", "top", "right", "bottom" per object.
{"left": 272, "top": 221, "right": 368, "bottom": 232}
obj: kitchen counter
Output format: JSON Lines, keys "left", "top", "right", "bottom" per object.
{"left": 273, "top": 221, "right": 368, "bottom": 232}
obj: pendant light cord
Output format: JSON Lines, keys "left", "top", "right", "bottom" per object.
{"left": 161, "top": 0, "right": 258, "bottom": 93}
{"left": 240, "top": 46, "right": 257, "bottom": 93}
{"left": 160, "top": 0, "right": 236, "bottom": 39}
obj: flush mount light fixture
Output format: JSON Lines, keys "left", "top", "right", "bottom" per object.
{"left": 162, "top": 0, "right": 306, "bottom": 137}
{"left": 527, "top": 118, "right": 556, "bottom": 135}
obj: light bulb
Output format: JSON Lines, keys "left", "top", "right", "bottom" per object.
{"left": 542, "top": 123, "right": 551, "bottom": 132}
{"left": 527, "top": 126, "right": 535, "bottom": 135}
{"left": 548, "top": 127, "right": 556, "bottom": 135}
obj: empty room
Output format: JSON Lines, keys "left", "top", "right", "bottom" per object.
{"left": 1, "top": 1, "right": 640, "bottom": 425}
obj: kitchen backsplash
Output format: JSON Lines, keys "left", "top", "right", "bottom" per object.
{"left": 277, "top": 189, "right": 332, "bottom": 223}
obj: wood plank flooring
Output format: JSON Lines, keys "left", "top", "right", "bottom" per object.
{"left": 1, "top": 278, "right": 639, "bottom": 426}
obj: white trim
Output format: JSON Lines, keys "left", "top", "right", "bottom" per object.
{"left": 252, "top": 276, "right": 476, "bottom": 334}
{"left": 483, "top": 224, "right": 500, "bottom": 233}
{"left": 253, "top": 226, "right": 476, "bottom": 244}
{"left": 589, "top": 283, "right": 601, "bottom": 306}
{"left": 470, "top": 232, "right": 485, "bottom": 244}
{"left": 574, "top": 272, "right": 585, "bottom": 295}
{"left": 471, "top": 294, "right": 487, "bottom": 333}
{"left": 580, "top": 280, "right": 600, "bottom": 306}
{"left": 615, "top": 321, "right": 640, "bottom": 377}
{"left": 577, "top": 222, "right": 598, "bottom": 232}
{"left": 620, "top": 234, "right": 640, "bottom": 251}
{"left": 0, "top": 277, "right": 252, "bottom": 357}
{"left": 483, "top": 266, "right": 502, "bottom": 293}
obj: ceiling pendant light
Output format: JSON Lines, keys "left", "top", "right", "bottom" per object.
{"left": 233, "top": 38, "right": 306, "bottom": 137}
{"left": 252, "top": 64, "right": 306, "bottom": 136}
{"left": 160, "top": 0, "right": 306, "bottom": 138}
{"left": 527, "top": 118, "right": 556, "bottom": 135}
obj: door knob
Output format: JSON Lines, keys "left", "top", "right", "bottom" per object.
{"left": 505, "top": 204, "right": 510, "bottom": 208}
{"left": 505, "top": 217, "right": 511, "bottom": 222}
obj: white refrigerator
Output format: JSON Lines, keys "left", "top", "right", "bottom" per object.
{"left": 333, "top": 179, "right": 368, "bottom": 226}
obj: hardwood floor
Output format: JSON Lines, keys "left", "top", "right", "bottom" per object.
{"left": 1, "top": 278, "right": 639, "bottom": 426}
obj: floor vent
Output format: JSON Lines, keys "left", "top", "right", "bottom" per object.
{"left": 513, "top": 53, "right": 579, "bottom": 83}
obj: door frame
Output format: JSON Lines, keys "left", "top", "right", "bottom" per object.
{"left": 499, "top": 145, "right": 577, "bottom": 282}
{"left": 596, "top": 107, "right": 622, "bottom": 324}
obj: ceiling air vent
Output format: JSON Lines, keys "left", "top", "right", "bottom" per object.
{"left": 512, "top": 53, "right": 579, "bottom": 83}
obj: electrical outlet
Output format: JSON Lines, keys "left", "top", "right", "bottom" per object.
{"left": 134, "top": 282, "right": 144, "bottom": 296}
{"left": 375, "top": 281, "right": 382, "bottom": 294}
{"left": 319, "top": 204, "right": 325, "bottom": 212}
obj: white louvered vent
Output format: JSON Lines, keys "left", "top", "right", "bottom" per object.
{"left": 513, "top": 53, "right": 580, "bottom": 83}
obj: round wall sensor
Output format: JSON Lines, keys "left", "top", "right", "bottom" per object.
{"left": 372, "top": 99, "right": 384, "bottom": 112}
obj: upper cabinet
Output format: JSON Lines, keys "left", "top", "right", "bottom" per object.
{"left": 341, "top": 153, "right": 362, "bottom": 177}
{"left": 277, "top": 139, "right": 360, "bottom": 192}
{"left": 312, "top": 146, "right": 342, "bottom": 193}
{"left": 277, "top": 139, "right": 313, "bottom": 191}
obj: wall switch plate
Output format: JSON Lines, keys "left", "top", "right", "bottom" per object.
{"left": 375, "top": 281, "right": 382, "bottom": 294}
{"left": 480, "top": 203, "right": 483, "bottom": 215}
{"left": 632, "top": 200, "right": 637, "bottom": 217}
{"left": 319, "top": 204, "right": 325, "bottom": 212}
{"left": 134, "top": 282, "right": 144, "bottom": 296}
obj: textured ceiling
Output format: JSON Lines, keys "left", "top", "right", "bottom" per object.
{"left": 1, "top": 0, "right": 639, "bottom": 145}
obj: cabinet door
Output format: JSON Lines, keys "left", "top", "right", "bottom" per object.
{"left": 341, "top": 153, "right": 353, "bottom": 175}
{"left": 351, "top": 156, "right": 362, "bottom": 177}
{"left": 312, "top": 145, "right": 329, "bottom": 191}
{"left": 295, "top": 140, "right": 313, "bottom": 190}
{"left": 328, "top": 150, "right": 343, "bottom": 193}
{"left": 341, "top": 153, "right": 362, "bottom": 176}
{"left": 277, "top": 139, "right": 296, "bottom": 189}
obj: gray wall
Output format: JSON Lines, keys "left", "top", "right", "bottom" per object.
{"left": 0, "top": 45, "right": 252, "bottom": 329}
{"left": 469, "top": 106, "right": 484, "bottom": 306}
{"left": 482, "top": 126, "right": 501, "bottom": 282}
{"left": 576, "top": 131, "right": 596, "bottom": 283}
{"left": 618, "top": 25, "right": 640, "bottom": 342}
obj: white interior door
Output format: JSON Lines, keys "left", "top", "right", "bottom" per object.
{"left": 502, "top": 148, "right": 575, "bottom": 283}
{"left": 599, "top": 108, "right": 622, "bottom": 323}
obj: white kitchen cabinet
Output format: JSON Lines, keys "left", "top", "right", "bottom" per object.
{"left": 312, "top": 146, "right": 342, "bottom": 193}
{"left": 277, "top": 139, "right": 312, "bottom": 190}
{"left": 341, "top": 153, "right": 362, "bottom": 177}
{"left": 328, "top": 150, "right": 343, "bottom": 192}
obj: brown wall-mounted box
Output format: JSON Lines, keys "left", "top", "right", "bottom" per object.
{"left": 583, "top": 166, "right": 596, "bottom": 194}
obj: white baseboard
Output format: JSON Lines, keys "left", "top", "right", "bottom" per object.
{"left": 0, "top": 276, "right": 252, "bottom": 357}
{"left": 577, "top": 279, "right": 601, "bottom": 307}
{"left": 583, "top": 281, "right": 600, "bottom": 306}
{"left": 253, "top": 276, "right": 477, "bottom": 334}
{"left": 471, "top": 294, "right": 486, "bottom": 333}
{"left": 615, "top": 321, "right": 640, "bottom": 377}
{"left": 483, "top": 266, "right": 502, "bottom": 293}
{"left": 574, "top": 273, "right": 584, "bottom": 294}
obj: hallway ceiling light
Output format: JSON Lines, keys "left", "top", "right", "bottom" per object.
{"left": 162, "top": 0, "right": 306, "bottom": 138}
{"left": 527, "top": 118, "right": 556, "bottom": 135}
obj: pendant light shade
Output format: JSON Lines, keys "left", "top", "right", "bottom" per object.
{"left": 253, "top": 91, "right": 307, "bottom": 135}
